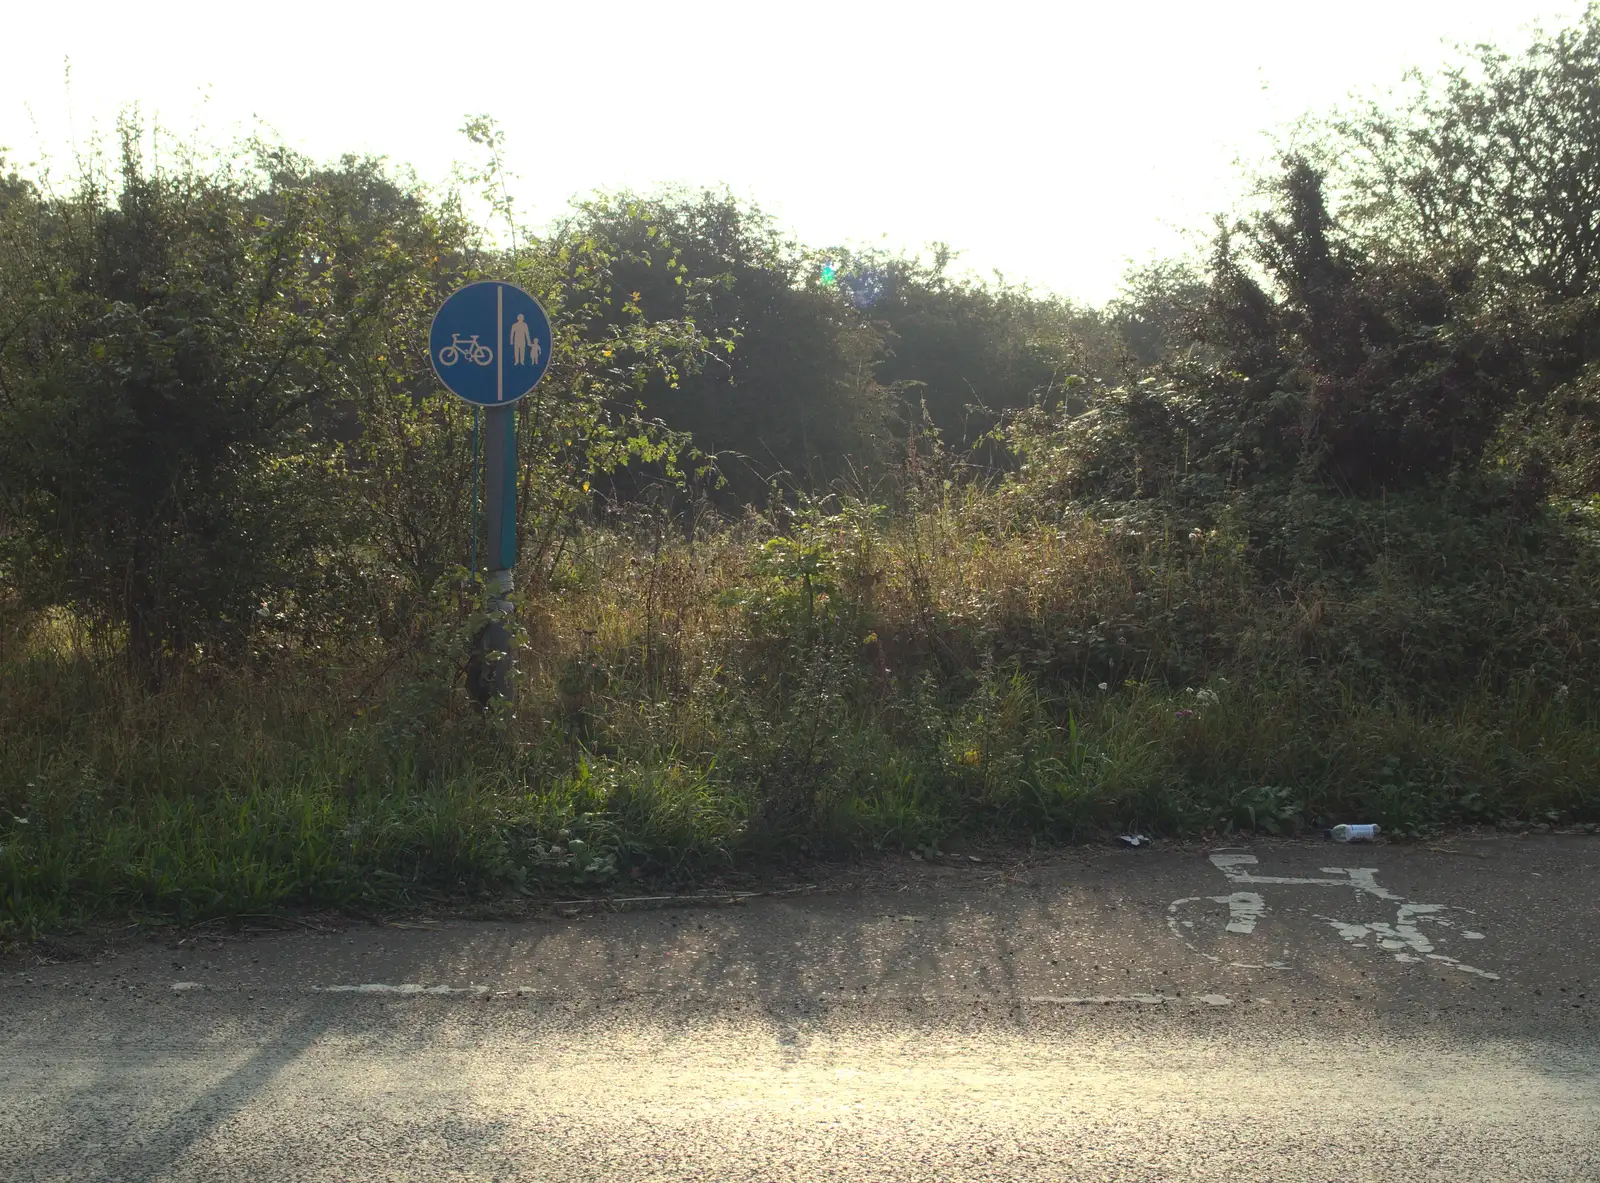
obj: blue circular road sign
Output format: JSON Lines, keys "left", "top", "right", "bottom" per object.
{"left": 429, "top": 281, "right": 553, "bottom": 406}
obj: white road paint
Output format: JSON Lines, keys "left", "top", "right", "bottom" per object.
{"left": 1167, "top": 854, "right": 1500, "bottom": 981}
{"left": 1209, "top": 854, "right": 1350, "bottom": 889}
{"left": 1027, "top": 994, "right": 1169, "bottom": 1005}
{"left": 159, "top": 982, "right": 1244, "bottom": 1010}
{"left": 1025, "top": 994, "right": 1233, "bottom": 1007}
{"left": 316, "top": 983, "right": 490, "bottom": 995}
{"left": 1317, "top": 912, "right": 1501, "bottom": 980}
{"left": 1167, "top": 888, "right": 1290, "bottom": 969}
{"left": 1211, "top": 854, "right": 1404, "bottom": 901}
{"left": 1221, "top": 892, "right": 1267, "bottom": 934}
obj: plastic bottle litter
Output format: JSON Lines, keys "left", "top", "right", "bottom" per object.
{"left": 1327, "top": 823, "right": 1380, "bottom": 842}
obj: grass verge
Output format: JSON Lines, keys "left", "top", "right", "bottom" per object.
{"left": 3, "top": 649, "right": 1595, "bottom": 941}
{"left": 5, "top": 493, "right": 1599, "bottom": 940}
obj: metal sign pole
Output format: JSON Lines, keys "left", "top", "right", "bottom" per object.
{"left": 470, "top": 407, "right": 481, "bottom": 589}
{"left": 477, "top": 402, "right": 517, "bottom": 702}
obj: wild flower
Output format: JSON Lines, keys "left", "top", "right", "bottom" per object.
{"left": 1194, "top": 688, "right": 1220, "bottom": 706}
{"left": 1175, "top": 708, "right": 1195, "bottom": 719}
{"left": 1098, "top": 682, "right": 1109, "bottom": 691}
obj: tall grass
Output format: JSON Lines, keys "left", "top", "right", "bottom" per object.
{"left": 3, "top": 489, "right": 1598, "bottom": 939}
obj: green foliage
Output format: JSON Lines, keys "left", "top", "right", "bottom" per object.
{"left": 1329, "top": 4, "right": 1600, "bottom": 301}
{"left": 1320, "top": 3, "right": 1600, "bottom": 496}
{"left": 0, "top": 125, "right": 382, "bottom": 669}
{"left": 0, "top": 121, "right": 712, "bottom": 680}
{"left": 828, "top": 244, "right": 1110, "bottom": 459}
{"left": 551, "top": 189, "right": 896, "bottom": 500}
{"left": 1006, "top": 160, "right": 1536, "bottom": 504}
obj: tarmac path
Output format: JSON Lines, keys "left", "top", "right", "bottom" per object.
{"left": 3, "top": 835, "right": 1597, "bottom": 1180}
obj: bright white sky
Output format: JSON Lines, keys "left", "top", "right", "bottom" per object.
{"left": 1, "top": 0, "right": 1587, "bottom": 304}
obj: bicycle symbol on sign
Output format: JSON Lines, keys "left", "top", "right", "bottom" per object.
{"left": 437, "top": 334, "right": 494, "bottom": 367}
{"left": 1167, "top": 853, "right": 1498, "bottom": 979}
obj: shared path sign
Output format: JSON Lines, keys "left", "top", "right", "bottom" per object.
{"left": 428, "top": 281, "right": 553, "bottom": 406}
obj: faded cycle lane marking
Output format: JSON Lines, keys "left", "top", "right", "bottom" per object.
{"left": 1168, "top": 853, "right": 1499, "bottom": 980}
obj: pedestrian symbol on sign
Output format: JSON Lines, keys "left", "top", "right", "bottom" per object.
{"left": 509, "top": 314, "right": 540, "bottom": 366}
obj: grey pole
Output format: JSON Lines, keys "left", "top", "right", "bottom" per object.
{"left": 469, "top": 402, "right": 517, "bottom": 705}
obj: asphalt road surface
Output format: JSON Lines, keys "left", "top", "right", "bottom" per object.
{"left": 3, "top": 835, "right": 1598, "bottom": 1181}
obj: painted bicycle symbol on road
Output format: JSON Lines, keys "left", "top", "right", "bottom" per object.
{"left": 1168, "top": 853, "right": 1498, "bottom": 980}
{"left": 437, "top": 333, "right": 494, "bottom": 367}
